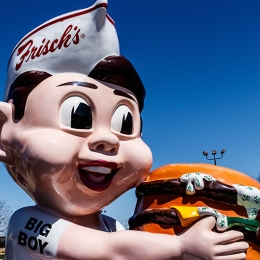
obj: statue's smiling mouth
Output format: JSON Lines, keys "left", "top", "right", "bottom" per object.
{"left": 78, "top": 161, "right": 119, "bottom": 191}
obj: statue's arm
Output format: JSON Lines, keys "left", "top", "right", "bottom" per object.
{"left": 57, "top": 217, "right": 248, "bottom": 260}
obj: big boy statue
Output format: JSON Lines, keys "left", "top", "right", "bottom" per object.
{"left": 0, "top": 1, "right": 248, "bottom": 259}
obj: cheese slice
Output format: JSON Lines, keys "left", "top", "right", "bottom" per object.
{"left": 171, "top": 206, "right": 200, "bottom": 227}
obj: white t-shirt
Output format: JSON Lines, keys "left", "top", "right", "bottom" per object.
{"left": 5, "top": 206, "right": 124, "bottom": 260}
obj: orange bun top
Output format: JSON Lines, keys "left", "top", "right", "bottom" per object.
{"left": 147, "top": 163, "right": 260, "bottom": 188}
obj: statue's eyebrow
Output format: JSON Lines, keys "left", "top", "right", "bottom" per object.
{"left": 113, "top": 89, "right": 136, "bottom": 103}
{"left": 56, "top": 81, "right": 98, "bottom": 89}
{"left": 56, "top": 82, "right": 136, "bottom": 102}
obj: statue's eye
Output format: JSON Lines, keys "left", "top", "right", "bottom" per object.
{"left": 60, "top": 96, "right": 92, "bottom": 129}
{"left": 111, "top": 105, "right": 133, "bottom": 135}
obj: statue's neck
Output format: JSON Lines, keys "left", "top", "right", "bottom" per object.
{"left": 64, "top": 211, "right": 107, "bottom": 231}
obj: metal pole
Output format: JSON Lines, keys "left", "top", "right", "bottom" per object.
{"left": 202, "top": 149, "right": 226, "bottom": 165}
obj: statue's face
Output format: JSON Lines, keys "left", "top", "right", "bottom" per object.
{"left": 3, "top": 73, "right": 152, "bottom": 217}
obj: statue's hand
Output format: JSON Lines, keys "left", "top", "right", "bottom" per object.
{"left": 179, "top": 216, "right": 248, "bottom": 260}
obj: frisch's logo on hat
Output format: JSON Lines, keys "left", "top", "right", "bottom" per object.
{"left": 15, "top": 24, "right": 81, "bottom": 71}
{"left": 5, "top": 0, "right": 120, "bottom": 100}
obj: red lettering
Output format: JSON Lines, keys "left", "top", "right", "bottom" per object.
{"left": 50, "top": 39, "right": 59, "bottom": 52}
{"left": 15, "top": 40, "right": 33, "bottom": 70}
{"left": 30, "top": 46, "right": 38, "bottom": 60}
{"left": 36, "top": 39, "right": 46, "bottom": 57}
{"left": 58, "top": 25, "right": 73, "bottom": 49}
{"left": 73, "top": 28, "right": 81, "bottom": 44}
{"left": 15, "top": 24, "right": 81, "bottom": 71}
{"left": 42, "top": 40, "right": 50, "bottom": 55}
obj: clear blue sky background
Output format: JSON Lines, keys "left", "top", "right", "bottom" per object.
{"left": 1, "top": 0, "right": 260, "bottom": 227}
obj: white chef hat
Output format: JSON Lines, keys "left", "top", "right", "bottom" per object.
{"left": 4, "top": 0, "right": 119, "bottom": 101}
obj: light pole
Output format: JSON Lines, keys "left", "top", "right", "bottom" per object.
{"left": 202, "top": 149, "right": 226, "bottom": 165}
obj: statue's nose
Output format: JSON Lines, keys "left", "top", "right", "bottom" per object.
{"left": 87, "top": 131, "right": 119, "bottom": 155}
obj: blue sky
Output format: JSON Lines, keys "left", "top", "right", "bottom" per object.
{"left": 1, "top": 0, "right": 260, "bottom": 226}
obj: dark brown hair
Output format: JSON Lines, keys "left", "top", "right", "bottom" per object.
{"left": 7, "top": 55, "right": 146, "bottom": 120}
{"left": 7, "top": 71, "right": 52, "bottom": 120}
{"left": 88, "top": 56, "right": 145, "bottom": 111}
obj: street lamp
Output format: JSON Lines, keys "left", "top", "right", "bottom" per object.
{"left": 202, "top": 149, "right": 226, "bottom": 165}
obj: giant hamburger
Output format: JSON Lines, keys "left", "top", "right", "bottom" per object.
{"left": 129, "top": 164, "right": 260, "bottom": 260}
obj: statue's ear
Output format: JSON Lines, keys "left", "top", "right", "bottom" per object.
{"left": 0, "top": 102, "right": 14, "bottom": 165}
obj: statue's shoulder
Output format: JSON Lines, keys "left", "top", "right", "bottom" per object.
{"left": 10, "top": 206, "right": 61, "bottom": 224}
{"left": 6, "top": 206, "right": 71, "bottom": 259}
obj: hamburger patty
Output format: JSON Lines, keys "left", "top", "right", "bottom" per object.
{"left": 136, "top": 178, "right": 238, "bottom": 204}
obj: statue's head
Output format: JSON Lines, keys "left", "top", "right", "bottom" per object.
{"left": 0, "top": 0, "right": 152, "bottom": 217}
